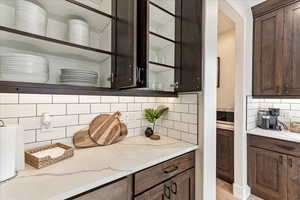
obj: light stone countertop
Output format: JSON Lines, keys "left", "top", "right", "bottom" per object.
{"left": 0, "top": 136, "right": 198, "bottom": 200}
{"left": 248, "top": 127, "right": 300, "bottom": 143}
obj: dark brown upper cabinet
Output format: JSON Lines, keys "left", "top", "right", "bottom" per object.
{"left": 132, "top": 0, "right": 202, "bottom": 92}
{"left": 252, "top": 0, "right": 300, "bottom": 97}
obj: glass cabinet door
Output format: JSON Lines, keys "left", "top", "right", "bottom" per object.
{"left": 0, "top": 0, "right": 115, "bottom": 89}
{"left": 147, "top": 0, "right": 177, "bottom": 92}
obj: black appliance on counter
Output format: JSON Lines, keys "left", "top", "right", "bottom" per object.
{"left": 217, "top": 111, "right": 234, "bottom": 123}
{"left": 257, "top": 108, "right": 281, "bottom": 130}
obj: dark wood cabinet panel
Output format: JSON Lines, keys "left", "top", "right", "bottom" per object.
{"left": 69, "top": 177, "right": 132, "bottom": 200}
{"left": 171, "top": 168, "right": 195, "bottom": 200}
{"left": 249, "top": 147, "right": 288, "bottom": 200}
{"left": 176, "top": 0, "right": 202, "bottom": 92}
{"left": 287, "top": 156, "right": 300, "bottom": 200}
{"left": 134, "top": 181, "right": 169, "bottom": 200}
{"left": 283, "top": 2, "right": 300, "bottom": 95}
{"left": 253, "top": 9, "right": 284, "bottom": 96}
{"left": 134, "top": 152, "right": 195, "bottom": 195}
{"left": 216, "top": 129, "right": 234, "bottom": 183}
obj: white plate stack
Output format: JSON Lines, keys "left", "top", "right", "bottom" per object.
{"left": 15, "top": 0, "right": 47, "bottom": 35}
{"left": 68, "top": 19, "right": 90, "bottom": 46}
{"left": 60, "top": 69, "right": 98, "bottom": 86}
{"left": 0, "top": 53, "right": 49, "bottom": 83}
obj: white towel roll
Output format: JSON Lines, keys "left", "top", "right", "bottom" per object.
{"left": 0, "top": 125, "right": 17, "bottom": 182}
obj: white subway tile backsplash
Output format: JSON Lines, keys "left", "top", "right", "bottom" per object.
{"left": 101, "top": 96, "right": 118, "bottom": 103}
{"left": 37, "top": 127, "right": 66, "bottom": 141}
{"left": 37, "top": 104, "right": 66, "bottom": 116}
{"left": 167, "top": 112, "right": 181, "bottom": 121}
{"left": 134, "top": 97, "right": 148, "bottom": 103}
{"left": 67, "top": 104, "right": 90, "bottom": 114}
{"left": 25, "top": 141, "right": 51, "bottom": 150}
{"left": 189, "top": 105, "right": 197, "bottom": 114}
{"left": 0, "top": 93, "right": 18, "bottom": 104}
{"left": 281, "top": 99, "right": 300, "bottom": 104}
{"left": 111, "top": 104, "right": 127, "bottom": 112}
{"left": 79, "top": 114, "right": 98, "bottom": 125}
{"left": 0, "top": 93, "right": 199, "bottom": 146}
{"left": 174, "top": 104, "right": 189, "bottom": 113}
{"left": 52, "top": 137, "right": 74, "bottom": 147}
{"left": 79, "top": 95, "right": 100, "bottom": 103}
{"left": 19, "top": 117, "right": 41, "bottom": 130}
{"left": 66, "top": 125, "right": 87, "bottom": 137}
{"left": 0, "top": 104, "right": 36, "bottom": 118}
{"left": 53, "top": 95, "right": 78, "bottom": 104}
{"left": 19, "top": 94, "right": 52, "bottom": 104}
{"left": 181, "top": 113, "right": 197, "bottom": 124}
{"left": 24, "top": 130, "right": 36, "bottom": 144}
{"left": 168, "top": 129, "right": 181, "bottom": 139}
{"left": 181, "top": 132, "right": 197, "bottom": 144}
{"left": 52, "top": 115, "right": 78, "bottom": 127}
{"left": 291, "top": 104, "right": 300, "bottom": 111}
{"left": 174, "top": 122, "right": 189, "bottom": 132}
{"left": 91, "top": 104, "right": 110, "bottom": 113}
{"left": 180, "top": 94, "right": 197, "bottom": 104}
{"left": 128, "top": 103, "right": 142, "bottom": 111}
{"left": 119, "top": 97, "right": 134, "bottom": 103}
{"left": 273, "top": 103, "right": 290, "bottom": 110}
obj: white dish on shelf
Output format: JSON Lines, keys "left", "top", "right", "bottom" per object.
{"left": 60, "top": 68, "right": 98, "bottom": 85}
{"left": 0, "top": 53, "right": 48, "bottom": 63}
{"left": 0, "top": 70, "right": 49, "bottom": 83}
{"left": 15, "top": 0, "right": 47, "bottom": 35}
{"left": 60, "top": 82, "right": 97, "bottom": 87}
{"left": 68, "top": 19, "right": 90, "bottom": 46}
{"left": 0, "top": 4, "right": 15, "bottom": 28}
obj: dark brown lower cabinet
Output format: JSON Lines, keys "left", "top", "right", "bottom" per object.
{"left": 248, "top": 135, "right": 300, "bottom": 200}
{"left": 216, "top": 129, "right": 234, "bottom": 183}
{"left": 249, "top": 147, "right": 287, "bottom": 200}
{"left": 69, "top": 177, "right": 132, "bottom": 200}
{"left": 135, "top": 168, "right": 195, "bottom": 200}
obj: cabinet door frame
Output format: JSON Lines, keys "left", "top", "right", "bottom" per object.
{"left": 249, "top": 147, "right": 288, "bottom": 200}
{"left": 171, "top": 168, "right": 195, "bottom": 200}
{"left": 252, "top": 9, "right": 284, "bottom": 96}
{"left": 282, "top": 2, "right": 300, "bottom": 95}
{"left": 287, "top": 156, "right": 300, "bottom": 200}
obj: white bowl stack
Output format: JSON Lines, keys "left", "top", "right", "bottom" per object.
{"left": 15, "top": 0, "right": 47, "bottom": 35}
{"left": 68, "top": 19, "right": 90, "bottom": 46}
{"left": 0, "top": 53, "right": 49, "bottom": 83}
{"left": 60, "top": 69, "right": 98, "bottom": 86}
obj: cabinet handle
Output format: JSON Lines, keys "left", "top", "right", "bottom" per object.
{"left": 164, "top": 185, "right": 171, "bottom": 199}
{"left": 163, "top": 165, "right": 179, "bottom": 174}
{"left": 279, "top": 155, "right": 283, "bottom": 165}
{"left": 171, "top": 181, "right": 177, "bottom": 195}
{"left": 288, "top": 158, "right": 293, "bottom": 168}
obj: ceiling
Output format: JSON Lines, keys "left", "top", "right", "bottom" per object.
{"left": 218, "top": 11, "right": 235, "bottom": 35}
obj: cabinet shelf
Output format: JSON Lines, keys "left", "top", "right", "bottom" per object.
{"left": 0, "top": 26, "right": 112, "bottom": 63}
{"left": 149, "top": 32, "right": 176, "bottom": 44}
{"left": 149, "top": 61, "right": 177, "bottom": 69}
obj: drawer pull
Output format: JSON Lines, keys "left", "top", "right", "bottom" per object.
{"left": 276, "top": 144, "right": 295, "bottom": 151}
{"left": 163, "top": 165, "right": 179, "bottom": 174}
{"left": 164, "top": 185, "right": 171, "bottom": 199}
{"left": 171, "top": 181, "right": 177, "bottom": 195}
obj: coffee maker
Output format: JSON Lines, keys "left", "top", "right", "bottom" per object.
{"left": 258, "top": 108, "right": 281, "bottom": 130}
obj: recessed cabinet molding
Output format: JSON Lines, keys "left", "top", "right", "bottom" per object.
{"left": 252, "top": 0, "right": 300, "bottom": 97}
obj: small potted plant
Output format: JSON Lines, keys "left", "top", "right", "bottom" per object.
{"left": 144, "top": 106, "right": 169, "bottom": 137}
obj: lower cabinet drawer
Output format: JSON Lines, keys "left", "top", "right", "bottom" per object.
{"left": 134, "top": 152, "right": 195, "bottom": 195}
{"left": 69, "top": 177, "right": 131, "bottom": 200}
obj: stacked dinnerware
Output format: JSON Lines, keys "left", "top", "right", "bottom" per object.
{"left": 60, "top": 69, "right": 98, "bottom": 86}
{"left": 68, "top": 19, "right": 90, "bottom": 46}
{"left": 15, "top": 0, "right": 47, "bottom": 35}
{"left": 0, "top": 53, "right": 49, "bottom": 83}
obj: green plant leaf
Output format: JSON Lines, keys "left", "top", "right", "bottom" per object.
{"left": 144, "top": 106, "right": 169, "bottom": 124}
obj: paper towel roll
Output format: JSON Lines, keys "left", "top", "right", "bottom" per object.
{"left": 0, "top": 125, "right": 17, "bottom": 182}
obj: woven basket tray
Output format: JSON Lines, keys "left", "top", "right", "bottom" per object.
{"left": 25, "top": 143, "right": 74, "bottom": 169}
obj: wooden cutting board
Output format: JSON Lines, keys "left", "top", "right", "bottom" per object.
{"left": 89, "top": 112, "right": 122, "bottom": 145}
{"left": 73, "top": 127, "right": 98, "bottom": 148}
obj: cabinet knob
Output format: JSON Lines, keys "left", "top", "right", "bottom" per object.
{"left": 171, "top": 181, "right": 177, "bottom": 195}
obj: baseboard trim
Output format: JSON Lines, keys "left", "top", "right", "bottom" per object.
{"left": 233, "top": 183, "right": 251, "bottom": 200}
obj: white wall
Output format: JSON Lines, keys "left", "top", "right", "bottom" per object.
{"left": 217, "top": 28, "right": 236, "bottom": 110}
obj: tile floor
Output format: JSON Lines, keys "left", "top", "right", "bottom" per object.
{"left": 217, "top": 179, "right": 263, "bottom": 200}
